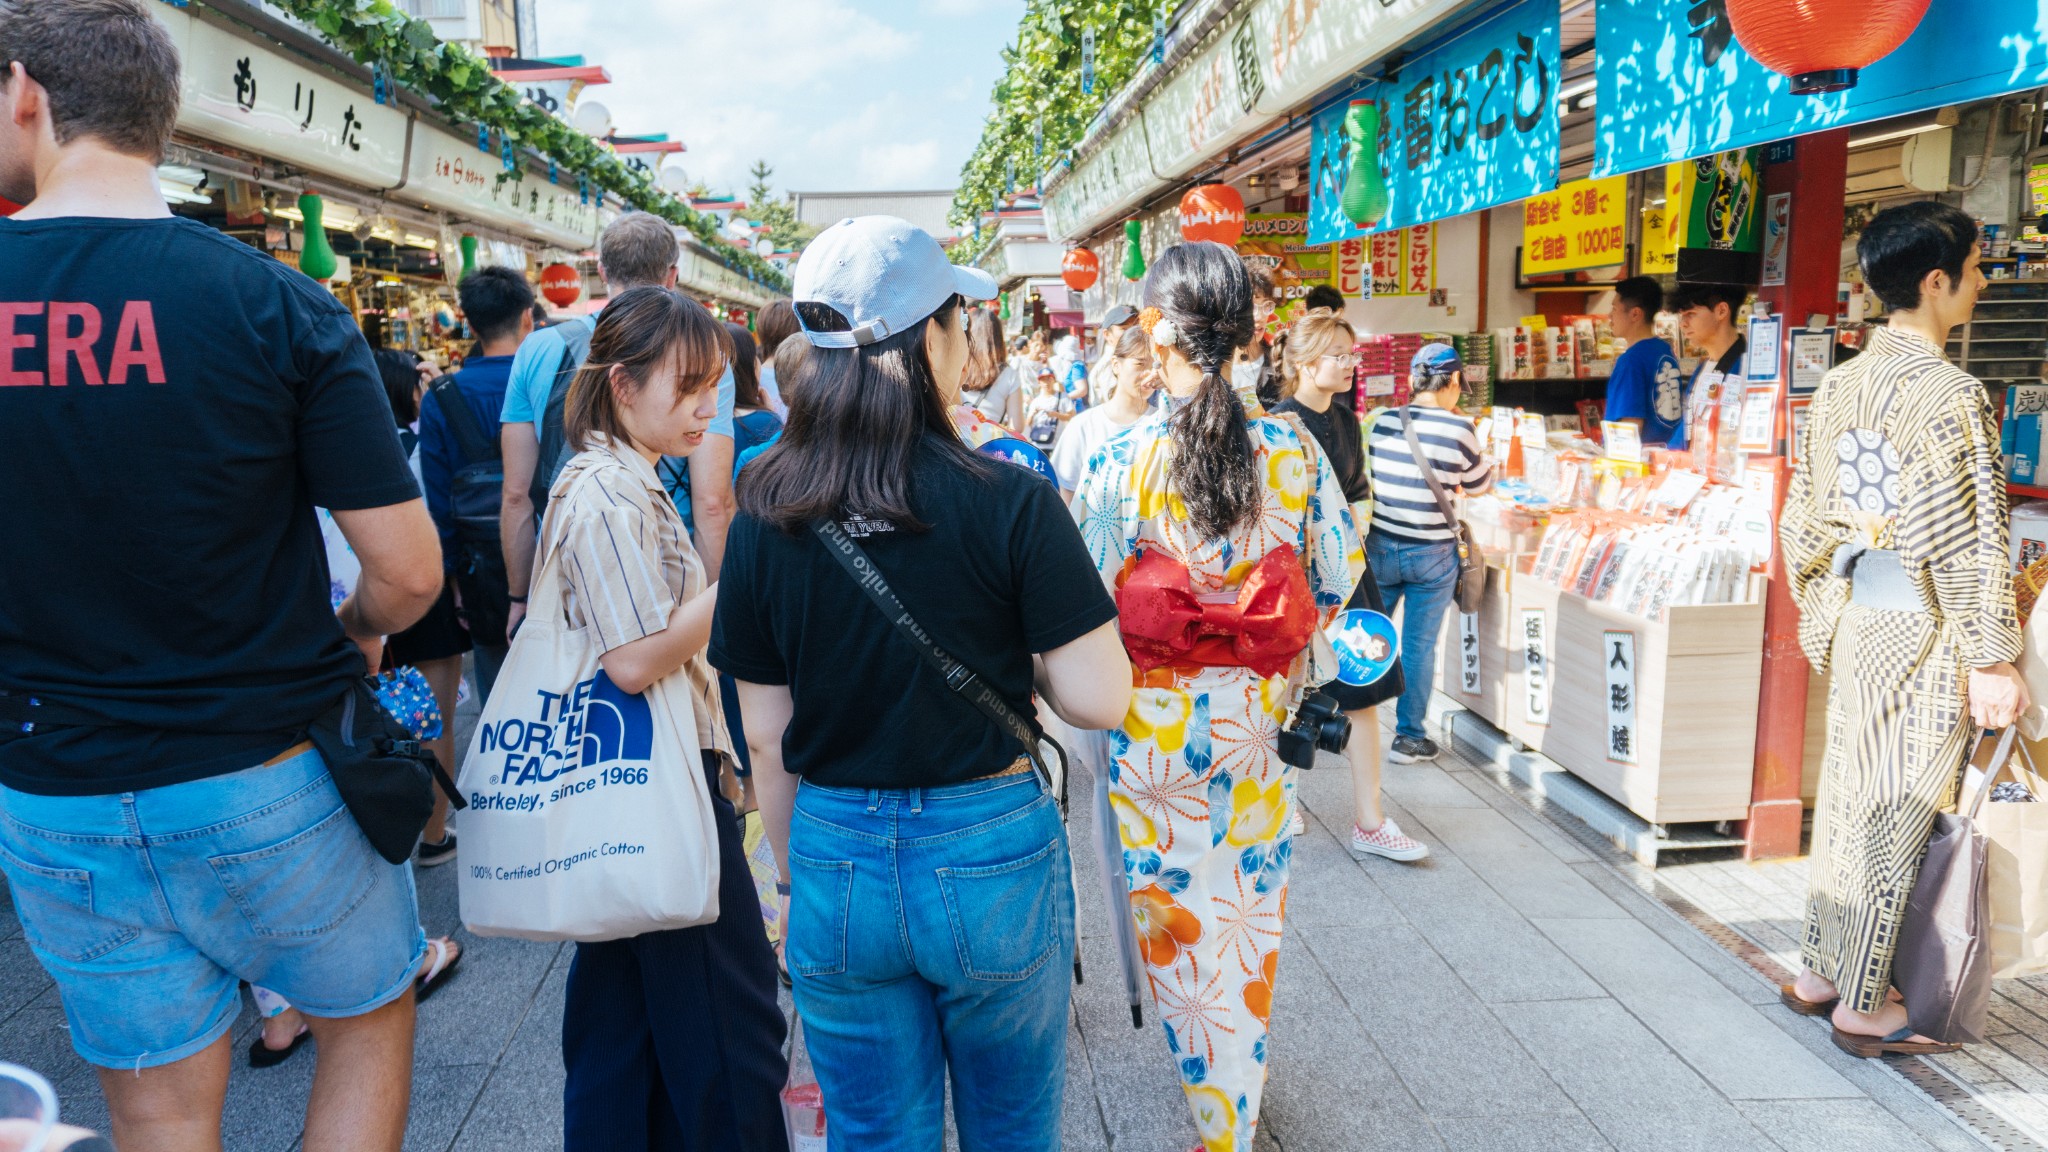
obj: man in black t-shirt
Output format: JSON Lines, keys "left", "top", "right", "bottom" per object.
{"left": 0, "top": 5, "right": 440, "bottom": 1148}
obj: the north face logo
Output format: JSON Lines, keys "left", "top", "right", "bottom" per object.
{"left": 580, "top": 672, "right": 653, "bottom": 767}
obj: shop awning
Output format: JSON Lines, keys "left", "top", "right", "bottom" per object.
{"left": 1040, "top": 0, "right": 1487, "bottom": 243}
{"left": 1594, "top": 0, "right": 2048, "bottom": 177}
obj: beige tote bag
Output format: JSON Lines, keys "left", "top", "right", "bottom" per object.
{"left": 1992, "top": 740, "right": 2048, "bottom": 979}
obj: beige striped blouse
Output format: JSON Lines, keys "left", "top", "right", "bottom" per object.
{"left": 540, "top": 435, "right": 734, "bottom": 766}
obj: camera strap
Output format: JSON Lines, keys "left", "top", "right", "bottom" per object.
{"left": 811, "top": 517, "right": 1068, "bottom": 817}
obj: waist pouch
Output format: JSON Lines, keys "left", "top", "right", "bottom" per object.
{"left": 306, "top": 677, "right": 466, "bottom": 864}
{"left": 0, "top": 679, "right": 465, "bottom": 865}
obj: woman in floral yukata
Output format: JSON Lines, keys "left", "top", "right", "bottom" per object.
{"left": 1072, "top": 242, "right": 1363, "bottom": 1151}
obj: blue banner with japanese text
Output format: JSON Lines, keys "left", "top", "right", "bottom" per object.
{"left": 1595, "top": 0, "right": 2048, "bottom": 177}
{"left": 1307, "top": 0, "right": 1559, "bottom": 246}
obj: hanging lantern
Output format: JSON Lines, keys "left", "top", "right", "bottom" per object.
{"left": 1000, "top": 291, "right": 1012, "bottom": 322}
{"left": 1727, "top": 0, "right": 1929, "bottom": 95}
{"left": 458, "top": 234, "right": 479, "bottom": 278}
{"left": 1341, "top": 100, "right": 1391, "bottom": 229}
{"left": 540, "top": 262, "right": 582, "bottom": 308}
{"left": 1121, "top": 220, "right": 1146, "bottom": 281}
{"left": 1178, "top": 183, "right": 1246, "bottom": 246}
{"left": 296, "top": 193, "right": 338, "bottom": 282}
{"left": 1062, "top": 248, "right": 1100, "bottom": 292}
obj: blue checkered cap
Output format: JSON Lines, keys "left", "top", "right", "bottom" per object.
{"left": 1410, "top": 342, "right": 1463, "bottom": 379}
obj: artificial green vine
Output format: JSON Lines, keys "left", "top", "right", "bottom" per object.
{"left": 267, "top": 0, "right": 789, "bottom": 293}
{"left": 950, "top": 0, "right": 1180, "bottom": 234}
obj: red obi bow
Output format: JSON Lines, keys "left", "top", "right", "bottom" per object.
{"left": 1116, "top": 545, "right": 1316, "bottom": 680}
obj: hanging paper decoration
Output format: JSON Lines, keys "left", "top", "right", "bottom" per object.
{"left": 548, "top": 160, "right": 558, "bottom": 185}
{"left": 296, "top": 193, "right": 338, "bottom": 282}
{"left": 476, "top": 124, "right": 491, "bottom": 152}
{"left": 1121, "top": 220, "right": 1146, "bottom": 281}
{"left": 1035, "top": 117, "right": 1044, "bottom": 159}
{"left": 372, "top": 61, "right": 394, "bottom": 106}
{"left": 1152, "top": 12, "right": 1166, "bottom": 65}
{"left": 1178, "top": 183, "right": 1246, "bottom": 246}
{"left": 579, "top": 177, "right": 590, "bottom": 205}
{"left": 1061, "top": 248, "right": 1101, "bottom": 292}
{"left": 1082, "top": 28, "right": 1096, "bottom": 96}
{"left": 1341, "top": 100, "right": 1391, "bottom": 229}
{"left": 540, "top": 263, "right": 582, "bottom": 308}
{"left": 1004, "top": 158, "right": 1015, "bottom": 194}
{"left": 459, "top": 234, "right": 479, "bottom": 278}
{"left": 502, "top": 134, "right": 517, "bottom": 172}
{"left": 1726, "top": 0, "right": 1929, "bottom": 94}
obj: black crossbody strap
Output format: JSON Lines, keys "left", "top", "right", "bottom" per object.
{"left": 430, "top": 377, "right": 500, "bottom": 467}
{"left": 810, "top": 518, "right": 1065, "bottom": 813}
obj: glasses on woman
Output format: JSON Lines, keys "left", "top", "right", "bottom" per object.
{"left": 0, "top": 1063, "right": 59, "bottom": 1152}
{"left": 1321, "top": 353, "right": 1361, "bottom": 368}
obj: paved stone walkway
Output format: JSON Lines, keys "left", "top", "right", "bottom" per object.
{"left": 0, "top": 697, "right": 2005, "bottom": 1150}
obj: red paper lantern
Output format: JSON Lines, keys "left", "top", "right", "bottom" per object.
{"left": 1727, "top": 0, "right": 1929, "bottom": 95}
{"left": 1061, "top": 248, "right": 1101, "bottom": 293}
{"left": 540, "top": 262, "right": 582, "bottom": 308}
{"left": 1178, "top": 183, "right": 1246, "bottom": 246}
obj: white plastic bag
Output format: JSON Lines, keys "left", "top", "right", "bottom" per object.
{"left": 456, "top": 475, "right": 719, "bottom": 942}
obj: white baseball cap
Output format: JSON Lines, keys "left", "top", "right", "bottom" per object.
{"left": 793, "top": 215, "right": 997, "bottom": 348}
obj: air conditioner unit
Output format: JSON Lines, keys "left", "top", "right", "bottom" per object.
{"left": 1845, "top": 127, "right": 1953, "bottom": 199}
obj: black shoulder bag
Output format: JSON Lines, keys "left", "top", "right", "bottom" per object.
{"left": 810, "top": 518, "right": 1068, "bottom": 816}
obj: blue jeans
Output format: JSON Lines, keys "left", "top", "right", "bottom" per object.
{"left": 1368, "top": 533, "right": 1461, "bottom": 740}
{"left": 787, "top": 772, "right": 1073, "bottom": 1152}
{"left": 0, "top": 748, "right": 424, "bottom": 1067}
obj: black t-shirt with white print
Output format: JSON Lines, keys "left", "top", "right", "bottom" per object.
{"left": 0, "top": 216, "right": 419, "bottom": 796}
{"left": 711, "top": 434, "right": 1117, "bottom": 788}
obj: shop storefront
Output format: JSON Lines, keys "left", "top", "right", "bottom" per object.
{"left": 135, "top": 3, "right": 776, "bottom": 366}
{"left": 1036, "top": 0, "right": 2048, "bottom": 861}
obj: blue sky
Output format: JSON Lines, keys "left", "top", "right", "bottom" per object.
{"left": 538, "top": 0, "right": 1021, "bottom": 199}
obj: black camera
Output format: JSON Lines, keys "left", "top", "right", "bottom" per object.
{"left": 1277, "top": 690, "right": 1350, "bottom": 770}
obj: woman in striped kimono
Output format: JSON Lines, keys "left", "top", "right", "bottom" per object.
{"left": 1074, "top": 242, "right": 1362, "bottom": 1150}
{"left": 1779, "top": 202, "right": 2028, "bottom": 1058}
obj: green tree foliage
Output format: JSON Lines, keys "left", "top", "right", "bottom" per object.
{"left": 746, "top": 161, "right": 816, "bottom": 251}
{"left": 950, "top": 0, "right": 1180, "bottom": 233}
{"left": 270, "top": 0, "right": 789, "bottom": 291}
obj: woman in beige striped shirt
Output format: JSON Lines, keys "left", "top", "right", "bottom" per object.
{"left": 541, "top": 285, "right": 787, "bottom": 1150}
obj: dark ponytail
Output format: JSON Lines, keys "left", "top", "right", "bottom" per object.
{"left": 1146, "top": 242, "right": 1260, "bottom": 540}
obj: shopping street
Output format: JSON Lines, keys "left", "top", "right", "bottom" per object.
{"left": 4, "top": 692, "right": 2037, "bottom": 1152}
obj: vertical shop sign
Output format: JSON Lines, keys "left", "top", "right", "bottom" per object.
{"left": 1595, "top": 0, "right": 2048, "bottom": 177}
{"left": 1761, "top": 193, "right": 1792, "bottom": 286}
{"left": 1603, "top": 631, "right": 1637, "bottom": 765}
{"left": 1521, "top": 608, "right": 1550, "bottom": 726}
{"left": 1459, "top": 612, "right": 1482, "bottom": 695}
{"left": 1405, "top": 224, "right": 1435, "bottom": 295}
{"left": 1306, "top": 0, "right": 1559, "bottom": 245}
{"left": 1336, "top": 237, "right": 1368, "bottom": 298}
{"left": 1520, "top": 175, "right": 1628, "bottom": 276}
{"left": 1639, "top": 203, "right": 1676, "bottom": 275}
{"left": 1365, "top": 224, "right": 1436, "bottom": 297}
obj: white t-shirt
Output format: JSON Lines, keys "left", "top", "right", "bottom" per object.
{"left": 1051, "top": 405, "right": 1146, "bottom": 491}
{"left": 961, "top": 365, "right": 1021, "bottom": 424}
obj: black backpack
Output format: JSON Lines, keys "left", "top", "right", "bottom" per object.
{"left": 530, "top": 317, "right": 598, "bottom": 520}
{"left": 428, "top": 376, "right": 511, "bottom": 643}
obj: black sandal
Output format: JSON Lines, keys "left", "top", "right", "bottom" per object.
{"left": 1831, "top": 1025, "right": 1961, "bottom": 1058}
{"left": 1778, "top": 985, "right": 1838, "bottom": 1017}
{"left": 247, "top": 1025, "right": 310, "bottom": 1069}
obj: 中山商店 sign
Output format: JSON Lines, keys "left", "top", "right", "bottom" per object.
{"left": 1520, "top": 175, "right": 1627, "bottom": 276}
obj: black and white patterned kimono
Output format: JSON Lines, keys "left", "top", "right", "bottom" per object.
{"left": 1780, "top": 325, "right": 2023, "bottom": 1015}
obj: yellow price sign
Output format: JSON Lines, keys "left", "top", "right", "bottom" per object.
{"left": 1520, "top": 175, "right": 1628, "bottom": 277}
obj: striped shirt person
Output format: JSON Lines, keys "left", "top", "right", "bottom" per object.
{"left": 1367, "top": 403, "right": 1491, "bottom": 541}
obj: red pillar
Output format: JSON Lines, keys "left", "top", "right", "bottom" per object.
{"left": 1740, "top": 128, "right": 1849, "bottom": 860}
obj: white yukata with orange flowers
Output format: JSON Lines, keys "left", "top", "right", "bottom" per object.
{"left": 1073, "top": 393, "right": 1362, "bottom": 1151}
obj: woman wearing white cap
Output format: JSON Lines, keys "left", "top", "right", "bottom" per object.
{"left": 711, "top": 216, "right": 1132, "bottom": 1151}
{"left": 1072, "top": 241, "right": 1363, "bottom": 1152}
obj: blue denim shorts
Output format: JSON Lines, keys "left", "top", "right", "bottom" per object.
{"left": 0, "top": 748, "right": 425, "bottom": 1069}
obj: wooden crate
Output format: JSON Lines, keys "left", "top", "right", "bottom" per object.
{"left": 1440, "top": 573, "right": 1766, "bottom": 826}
